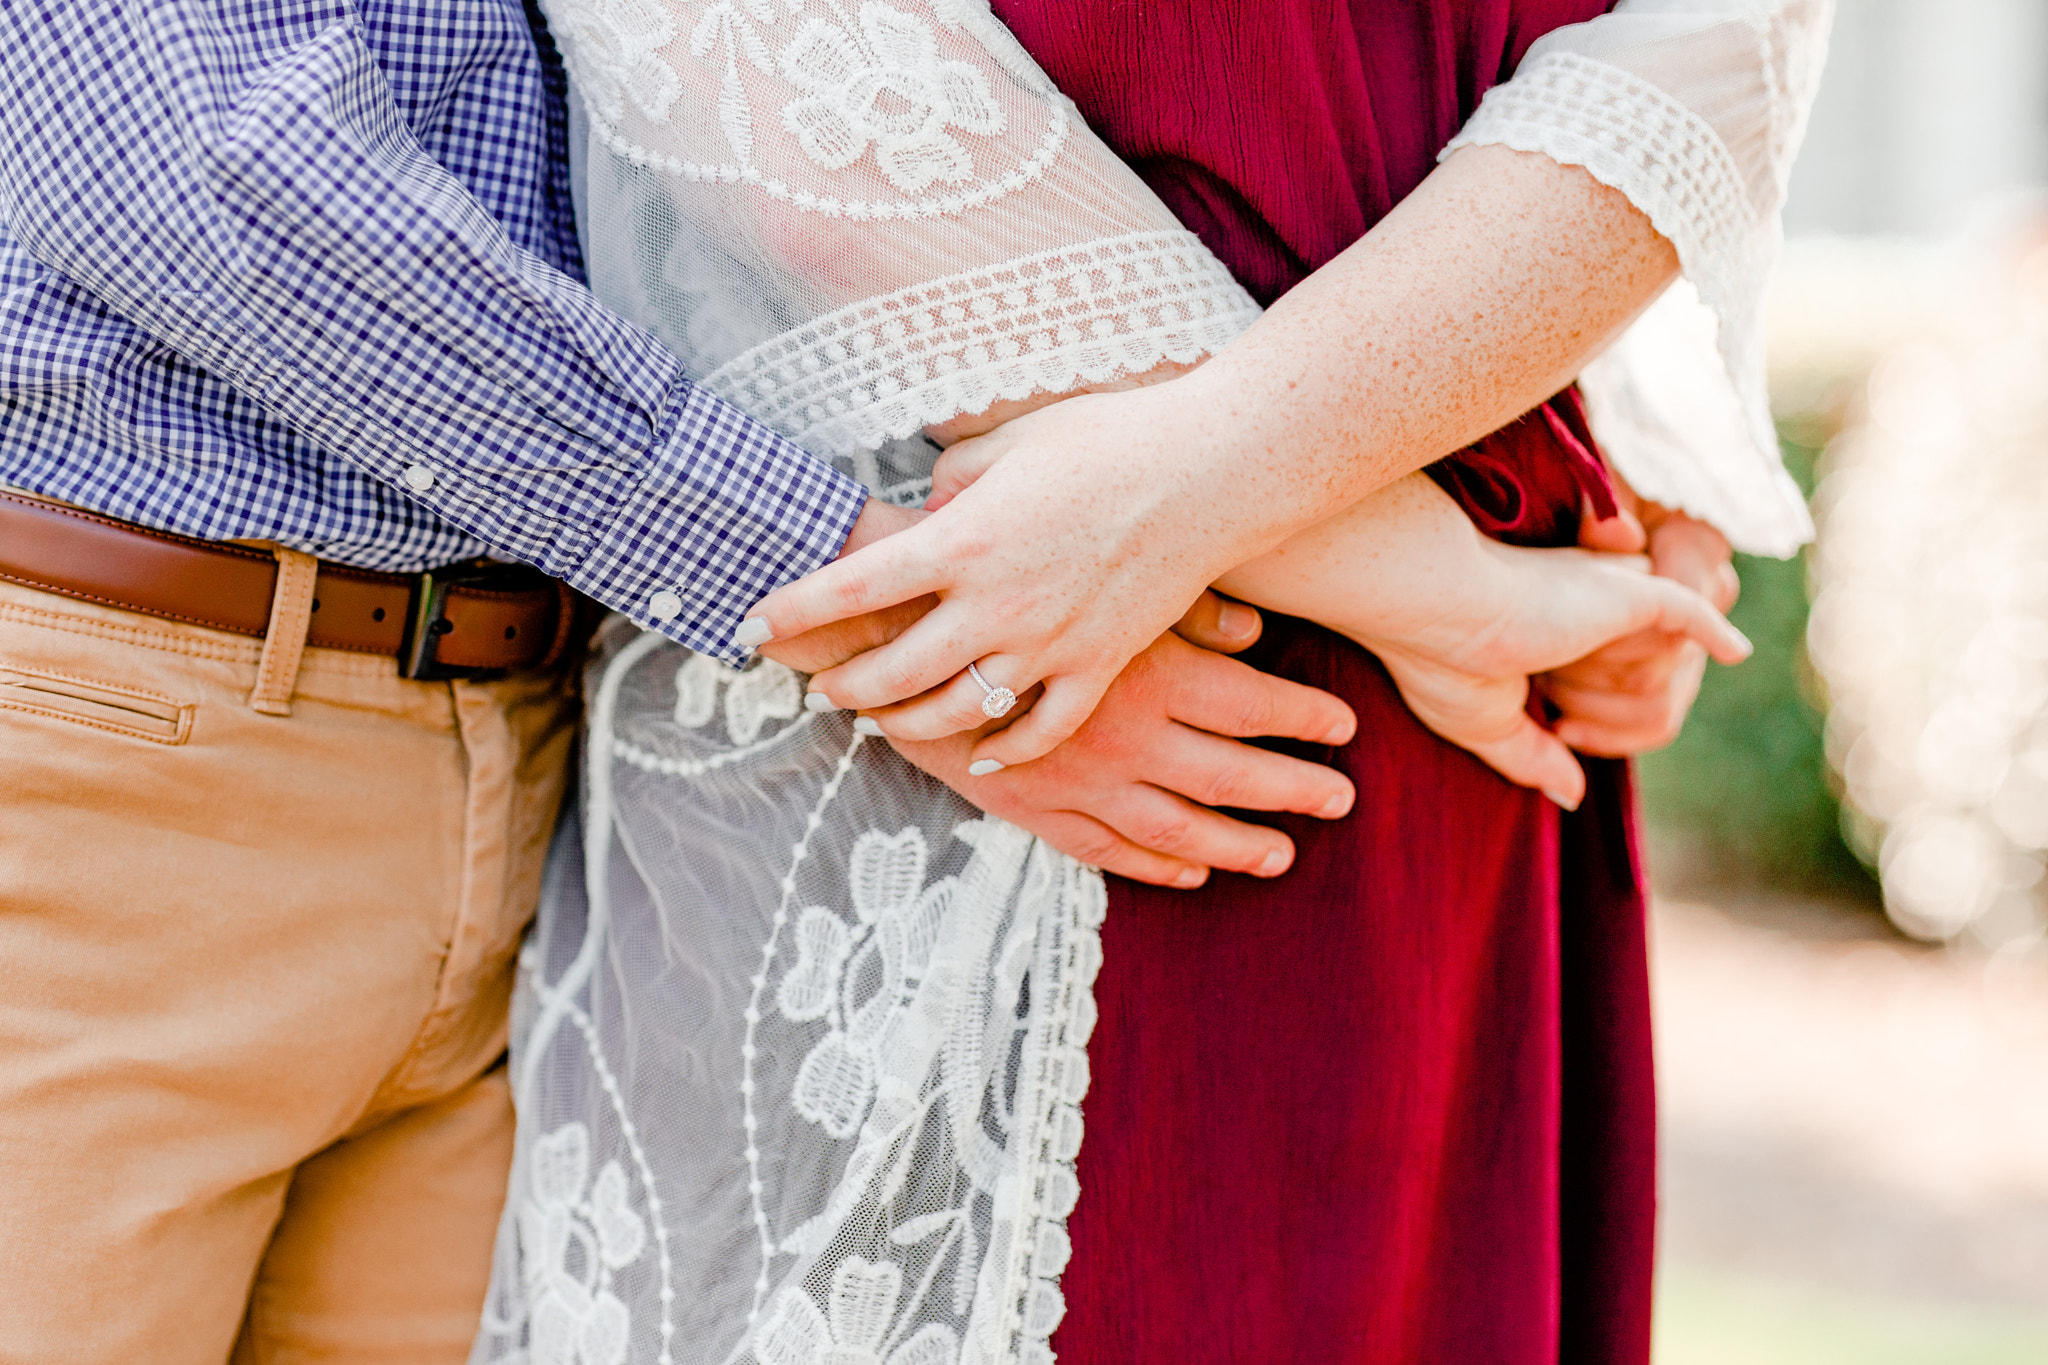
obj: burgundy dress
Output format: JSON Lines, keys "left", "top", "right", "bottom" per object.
{"left": 986, "top": 3, "right": 1654, "bottom": 1362}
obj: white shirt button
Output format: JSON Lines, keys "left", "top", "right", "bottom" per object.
{"left": 648, "top": 590, "right": 683, "bottom": 621}
{"left": 402, "top": 463, "right": 436, "bottom": 492}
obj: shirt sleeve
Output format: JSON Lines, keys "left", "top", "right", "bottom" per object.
{"left": 0, "top": 0, "right": 866, "bottom": 662}
{"left": 1444, "top": 0, "right": 1834, "bottom": 556}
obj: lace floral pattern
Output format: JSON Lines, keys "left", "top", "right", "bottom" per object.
{"left": 517, "top": 1123, "right": 650, "bottom": 1365}
{"left": 778, "top": 4, "right": 1006, "bottom": 193}
{"left": 478, "top": 629, "right": 1103, "bottom": 1365}
{"left": 705, "top": 231, "right": 1259, "bottom": 454}
{"left": 543, "top": 0, "right": 1072, "bottom": 217}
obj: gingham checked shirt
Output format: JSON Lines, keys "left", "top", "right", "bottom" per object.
{"left": 0, "top": 0, "right": 867, "bottom": 664}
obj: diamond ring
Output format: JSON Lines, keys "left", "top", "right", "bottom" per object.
{"left": 967, "top": 662, "right": 1018, "bottom": 720}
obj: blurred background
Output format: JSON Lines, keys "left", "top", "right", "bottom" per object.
{"left": 1638, "top": 3, "right": 2048, "bottom": 1359}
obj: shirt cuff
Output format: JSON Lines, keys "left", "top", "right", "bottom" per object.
{"left": 569, "top": 383, "right": 868, "bottom": 665}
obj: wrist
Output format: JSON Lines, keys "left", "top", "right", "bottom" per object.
{"left": 1110, "top": 373, "right": 1308, "bottom": 581}
{"left": 838, "top": 496, "right": 926, "bottom": 557}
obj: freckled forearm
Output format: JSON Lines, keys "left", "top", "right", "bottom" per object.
{"left": 1212, "top": 472, "right": 1507, "bottom": 652}
{"left": 1161, "top": 144, "right": 1679, "bottom": 563}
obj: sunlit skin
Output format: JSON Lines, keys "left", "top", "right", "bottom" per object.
{"left": 905, "top": 446, "right": 1747, "bottom": 807}
{"left": 764, "top": 583, "right": 1359, "bottom": 887}
{"left": 749, "top": 146, "right": 1698, "bottom": 770}
{"left": 1548, "top": 492, "right": 1742, "bottom": 756}
{"left": 755, "top": 146, "right": 1740, "bottom": 789}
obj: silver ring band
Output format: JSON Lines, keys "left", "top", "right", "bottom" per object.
{"left": 967, "top": 662, "right": 1018, "bottom": 719}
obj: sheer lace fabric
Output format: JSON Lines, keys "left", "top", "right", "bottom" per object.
{"left": 481, "top": 624, "right": 1103, "bottom": 1365}
{"left": 475, "top": 3, "right": 1829, "bottom": 1363}
{"left": 477, "top": 4, "right": 1254, "bottom": 1364}
{"left": 1449, "top": 0, "right": 1834, "bottom": 556}
{"left": 556, "top": 0, "right": 1259, "bottom": 466}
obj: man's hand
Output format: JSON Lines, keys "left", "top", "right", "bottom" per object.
{"left": 764, "top": 495, "right": 1336, "bottom": 887}
{"left": 1541, "top": 504, "right": 1740, "bottom": 755}
{"left": 886, "top": 628, "right": 1355, "bottom": 888}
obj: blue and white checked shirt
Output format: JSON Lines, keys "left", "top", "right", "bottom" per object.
{"left": 0, "top": 0, "right": 867, "bottom": 663}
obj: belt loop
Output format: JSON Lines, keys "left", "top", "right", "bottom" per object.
{"left": 249, "top": 547, "right": 319, "bottom": 717}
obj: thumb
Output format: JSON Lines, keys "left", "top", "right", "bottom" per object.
{"left": 1465, "top": 713, "right": 1588, "bottom": 811}
{"left": 926, "top": 433, "right": 1005, "bottom": 511}
{"left": 1173, "top": 590, "right": 1263, "bottom": 654}
{"left": 1645, "top": 578, "right": 1753, "bottom": 666}
{"left": 1578, "top": 494, "right": 1647, "bottom": 554}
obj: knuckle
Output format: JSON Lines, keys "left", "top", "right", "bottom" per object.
{"left": 1195, "top": 765, "right": 1245, "bottom": 810}
{"left": 1069, "top": 829, "right": 1123, "bottom": 865}
{"left": 1223, "top": 686, "right": 1277, "bottom": 737}
{"left": 1131, "top": 809, "right": 1197, "bottom": 852}
{"left": 878, "top": 657, "right": 928, "bottom": 699}
{"left": 827, "top": 566, "right": 871, "bottom": 613}
{"left": 937, "top": 522, "right": 995, "bottom": 565}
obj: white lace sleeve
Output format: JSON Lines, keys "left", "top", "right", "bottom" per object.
{"left": 550, "top": 0, "right": 1257, "bottom": 484}
{"left": 1444, "top": 0, "right": 1834, "bottom": 557}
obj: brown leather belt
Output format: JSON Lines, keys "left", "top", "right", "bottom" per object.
{"left": 0, "top": 489, "right": 575, "bottom": 679}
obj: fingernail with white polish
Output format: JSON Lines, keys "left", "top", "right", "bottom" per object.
{"left": 1318, "top": 792, "right": 1351, "bottom": 819}
{"left": 804, "top": 691, "right": 837, "bottom": 713}
{"left": 735, "top": 617, "right": 775, "bottom": 648}
{"left": 968, "top": 758, "right": 1005, "bottom": 777}
{"left": 853, "top": 716, "right": 884, "bottom": 737}
{"left": 1255, "top": 848, "right": 1290, "bottom": 877}
{"left": 1543, "top": 787, "right": 1580, "bottom": 812}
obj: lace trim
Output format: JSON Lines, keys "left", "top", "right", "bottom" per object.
{"left": 987, "top": 845, "right": 1100, "bottom": 1365}
{"left": 703, "top": 230, "right": 1261, "bottom": 455}
{"left": 1444, "top": 51, "right": 1757, "bottom": 322}
{"left": 1446, "top": 51, "right": 1798, "bottom": 550}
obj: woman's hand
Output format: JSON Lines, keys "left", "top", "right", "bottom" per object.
{"left": 887, "top": 627, "right": 1356, "bottom": 887}
{"left": 741, "top": 146, "right": 1681, "bottom": 770}
{"left": 1206, "top": 474, "right": 1747, "bottom": 808}
{"left": 745, "top": 380, "right": 1249, "bottom": 767}
{"left": 1368, "top": 541, "right": 1748, "bottom": 807}
{"left": 1539, "top": 507, "right": 1741, "bottom": 756}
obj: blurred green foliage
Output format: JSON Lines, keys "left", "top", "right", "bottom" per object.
{"left": 1636, "top": 420, "right": 1878, "bottom": 899}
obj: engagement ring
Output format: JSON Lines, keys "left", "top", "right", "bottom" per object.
{"left": 967, "top": 662, "right": 1018, "bottom": 719}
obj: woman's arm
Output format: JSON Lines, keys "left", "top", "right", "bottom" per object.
{"left": 753, "top": 145, "right": 1682, "bottom": 765}
{"left": 1210, "top": 473, "right": 1746, "bottom": 806}
{"left": 892, "top": 448, "right": 1745, "bottom": 806}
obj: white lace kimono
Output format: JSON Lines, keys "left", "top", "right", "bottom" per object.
{"left": 473, "top": 5, "right": 1833, "bottom": 1364}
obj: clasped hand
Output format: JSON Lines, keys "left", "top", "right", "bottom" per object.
{"left": 750, "top": 380, "right": 1748, "bottom": 810}
{"left": 761, "top": 558, "right": 1359, "bottom": 889}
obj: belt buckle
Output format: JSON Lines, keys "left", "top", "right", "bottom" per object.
{"left": 399, "top": 560, "right": 531, "bottom": 682}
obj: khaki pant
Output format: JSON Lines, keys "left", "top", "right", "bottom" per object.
{"left": 0, "top": 576, "right": 578, "bottom": 1363}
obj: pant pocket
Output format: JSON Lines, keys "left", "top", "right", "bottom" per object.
{"left": 0, "top": 664, "right": 191, "bottom": 743}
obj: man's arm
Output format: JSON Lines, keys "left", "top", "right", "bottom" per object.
{"left": 0, "top": 0, "right": 861, "bottom": 663}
